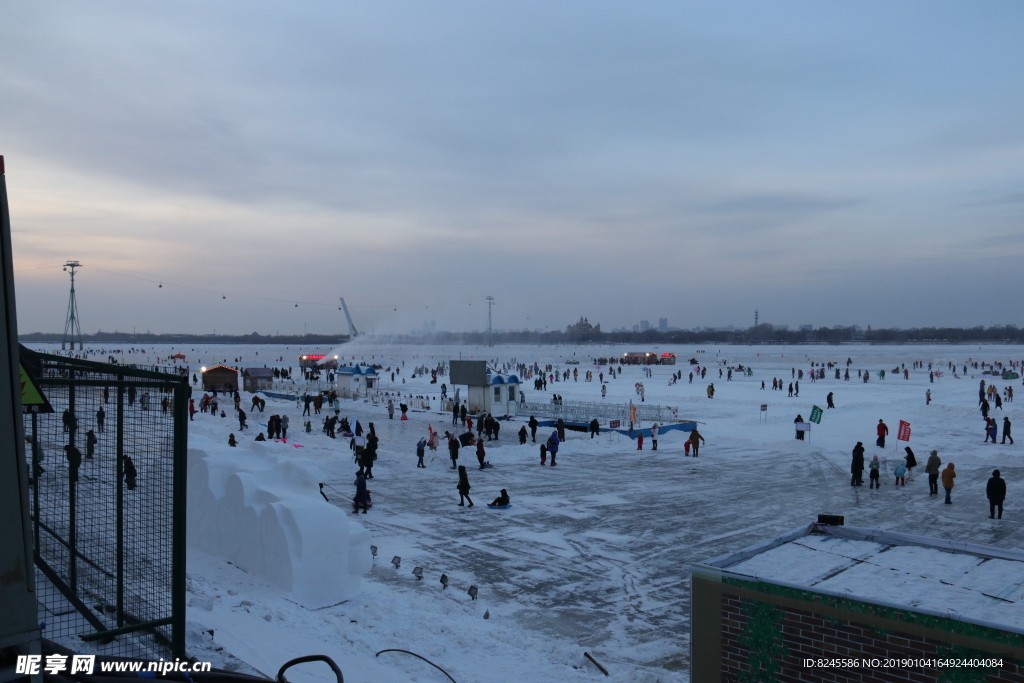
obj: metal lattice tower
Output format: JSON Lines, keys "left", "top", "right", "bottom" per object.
{"left": 62, "top": 261, "right": 83, "bottom": 350}
{"left": 755, "top": 309, "right": 759, "bottom": 328}
{"left": 485, "top": 296, "right": 495, "bottom": 346}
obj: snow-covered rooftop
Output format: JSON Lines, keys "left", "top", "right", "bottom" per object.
{"left": 696, "top": 523, "right": 1024, "bottom": 634}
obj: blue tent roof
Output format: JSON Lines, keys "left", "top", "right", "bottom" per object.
{"left": 337, "top": 365, "right": 378, "bottom": 376}
{"left": 486, "top": 371, "right": 520, "bottom": 385}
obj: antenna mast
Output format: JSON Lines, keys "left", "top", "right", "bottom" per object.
{"left": 63, "top": 261, "right": 83, "bottom": 350}
{"left": 485, "top": 296, "right": 495, "bottom": 347}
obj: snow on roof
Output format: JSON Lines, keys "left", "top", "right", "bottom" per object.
{"left": 202, "top": 364, "right": 237, "bottom": 373}
{"left": 242, "top": 367, "right": 275, "bottom": 377}
{"left": 336, "top": 365, "right": 377, "bottom": 376}
{"left": 695, "top": 524, "right": 1024, "bottom": 634}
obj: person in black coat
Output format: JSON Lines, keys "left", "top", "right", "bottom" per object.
{"left": 64, "top": 444, "right": 82, "bottom": 483}
{"left": 448, "top": 435, "right": 460, "bottom": 469}
{"left": 556, "top": 418, "right": 566, "bottom": 443}
{"left": 1004, "top": 417, "right": 1014, "bottom": 445}
{"left": 794, "top": 415, "right": 805, "bottom": 440}
{"left": 903, "top": 446, "right": 918, "bottom": 479}
{"left": 518, "top": 425, "right": 528, "bottom": 444}
{"left": 987, "top": 470, "right": 1006, "bottom": 519}
{"left": 851, "top": 442, "right": 865, "bottom": 486}
{"left": 490, "top": 489, "right": 510, "bottom": 507}
{"left": 528, "top": 416, "right": 539, "bottom": 442}
{"left": 85, "top": 429, "right": 98, "bottom": 459}
{"left": 589, "top": 419, "right": 600, "bottom": 438}
{"left": 457, "top": 465, "right": 473, "bottom": 507}
{"left": 122, "top": 454, "right": 137, "bottom": 490}
{"left": 353, "top": 473, "right": 369, "bottom": 514}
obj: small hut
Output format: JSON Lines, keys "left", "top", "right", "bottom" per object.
{"left": 242, "top": 367, "right": 275, "bottom": 393}
{"left": 335, "top": 365, "right": 378, "bottom": 398}
{"left": 298, "top": 354, "right": 339, "bottom": 370}
{"left": 467, "top": 371, "right": 522, "bottom": 415}
{"left": 202, "top": 365, "right": 239, "bottom": 392}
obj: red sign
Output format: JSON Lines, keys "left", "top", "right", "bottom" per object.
{"left": 609, "top": 420, "right": 621, "bottom": 429}
{"left": 897, "top": 420, "right": 911, "bottom": 441}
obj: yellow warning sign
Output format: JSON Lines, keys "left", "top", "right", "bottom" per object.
{"left": 21, "top": 364, "right": 53, "bottom": 413}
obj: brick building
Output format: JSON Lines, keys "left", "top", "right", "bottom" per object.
{"left": 691, "top": 522, "right": 1024, "bottom": 682}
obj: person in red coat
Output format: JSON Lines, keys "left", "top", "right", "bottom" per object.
{"left": 876, "top": 419, "right": 889, "bottom": 448}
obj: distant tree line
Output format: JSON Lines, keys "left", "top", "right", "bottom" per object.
{"left": 19, "top": 331, "right": 351, "bottom": 345}
{"left": 381, "top": 324, "right": 1024, "bottom": 346}
{"left": 19, "top": 325, "right": 1024, "bottom": 346}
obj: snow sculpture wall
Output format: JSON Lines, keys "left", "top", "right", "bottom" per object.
{"left": 187, "top": 435, "right": 372, "bottom": 608}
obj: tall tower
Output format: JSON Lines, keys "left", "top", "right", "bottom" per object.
{"left": 754, "top": 309, "right": 759, "bottom": 328}
{"left": 62, "top": 261, "right": 83, "bottom": 350}
{"left": 485, "top": 296, "right": 495, "bottom": 346}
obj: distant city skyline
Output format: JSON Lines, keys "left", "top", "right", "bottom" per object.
{"left": 4, "top": 2, "right": 1024, "bottom": 335}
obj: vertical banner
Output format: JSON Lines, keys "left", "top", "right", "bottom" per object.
{"left": 897, "top": 420, "right": 911, "bottom": 441}
{"left": 809, "top": 406, "right": 823, "bottom": 424}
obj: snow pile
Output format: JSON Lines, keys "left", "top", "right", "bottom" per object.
{"left": 187, "top": 435, "right": 372, "bottom": 608}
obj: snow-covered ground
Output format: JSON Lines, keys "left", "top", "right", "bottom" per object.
{"left": 26, "top": 342, "right": 1024, "bottom": 682}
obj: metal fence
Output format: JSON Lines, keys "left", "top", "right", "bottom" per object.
{"left": 518, "top": 400, "right": 681, "bottom": 424}
{"left": 23, "top": 349, "right": 188, "bottom": 658}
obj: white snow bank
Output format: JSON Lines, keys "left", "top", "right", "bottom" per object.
{"left": 187, "top": 435, "right": 372, "bottom": 608}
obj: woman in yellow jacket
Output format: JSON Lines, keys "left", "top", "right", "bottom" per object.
{"left": 941, "top": 463, "right": 956, "bottom": 504}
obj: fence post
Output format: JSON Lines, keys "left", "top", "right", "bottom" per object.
{"left": 116, "top": 383, "right": 125, "bottom": 628}
{"left": 68, "top": 383, "right": 77, "bottom": 593}
{"left": 171, "top": 381, "right": 189, "bottom": 658}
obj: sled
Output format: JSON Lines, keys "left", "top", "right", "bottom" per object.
{"left": 487, "top": 504, "right": 512, "bottom": 509}
{"left": 479, "top": 462, "right": 494, "bottom": 469}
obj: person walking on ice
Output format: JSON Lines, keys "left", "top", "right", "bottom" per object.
{"left": 651, "top": 423, "right": 659, "bottom": 450}
{"left": 987, "top": 470, "right": 1006, "bottom": 519}
{"left": 416, "top": 437, "right": 427, "bottom": 468}
{"left": 688, "top": 429, "right": 705, "bottom": 457}
{"left": 457, "top": 465, "right": 473, "bottom": 507}
{"left": 876, "top": 419, "right": 888, "bottom": 448}
{"left": 942, "top": 462, "right": 956, "bottom": 504}
{"left": 851, "top": 442, "right": 865, "bottom": 486}
{"left": 894, "top": 459, "right": 907, "bottom": 487}
{"left": 869, "top": 455, "right": 880, "bottom": 488}
{"left": 546, "top": 430, "right": 560, "bottom": 466}
{"left": 926, "top": 450, "right": 941, "bottom": 495}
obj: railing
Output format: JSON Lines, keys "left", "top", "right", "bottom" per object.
{"left": 518, "top": 400, "right": 681, "bottom": 424}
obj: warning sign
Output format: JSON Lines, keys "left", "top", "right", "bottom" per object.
{"left": 21, "top": 364, "right": 53, "bottom": 413}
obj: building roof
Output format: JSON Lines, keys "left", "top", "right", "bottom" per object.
{"left": 242, "top": 367, "right": 275, "bottom": 378}
{"left": 336, "top": 365, "right": 377, "bottom": 376}
{"left": 694, "top": 523, "right": 1024, "bottom": 635}
{"left": 202, "top": 364, "right": 238, "bottom": 374}
{"left": 486, "top": 371, "right": 520, "bottom": 386}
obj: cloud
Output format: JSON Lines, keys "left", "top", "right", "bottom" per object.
{"left": 4, "top": 1, "right": 1024, "bottom": 333}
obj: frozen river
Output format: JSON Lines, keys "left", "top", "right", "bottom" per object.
{"left": 27, "top": 342, "right": 1024, "bottom": 682}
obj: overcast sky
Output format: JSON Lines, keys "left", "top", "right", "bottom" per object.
{"left": 3, "top": 1, "right": 1023, "bottom": 335}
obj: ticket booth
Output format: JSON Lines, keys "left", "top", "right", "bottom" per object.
{"left": 335, "top": 365, "right": 378, "bottom": 398}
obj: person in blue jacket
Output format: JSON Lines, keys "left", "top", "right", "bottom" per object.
{"left": 546, "top": 431, "right": 560, "bottom": 467}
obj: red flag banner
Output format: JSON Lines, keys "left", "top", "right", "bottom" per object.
{"left": 897, "top": 420, "right": 911, "bottom": 441}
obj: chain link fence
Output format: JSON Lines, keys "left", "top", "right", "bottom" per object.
{"left": 23, "top": 348, "right": 188, "bottom": 659}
